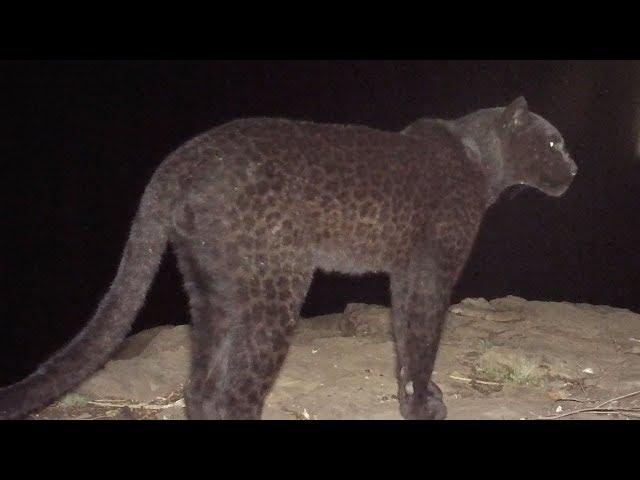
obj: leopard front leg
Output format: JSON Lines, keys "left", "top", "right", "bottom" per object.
{"left": 390, "top": 256, "right": 450, "bottom": 420}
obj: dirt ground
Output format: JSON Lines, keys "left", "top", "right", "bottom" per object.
{"left": 32, "top": 296, "right": 640, "bottom": 420}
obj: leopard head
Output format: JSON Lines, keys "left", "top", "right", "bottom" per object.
{"left": 497, "top": 96, "right": 577, "bottom": 197}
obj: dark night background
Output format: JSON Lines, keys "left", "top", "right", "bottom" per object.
{"left": 2, "top": 60, "right": 640, "bottom": 386}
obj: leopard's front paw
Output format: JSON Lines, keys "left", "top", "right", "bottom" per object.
{"left": 399, "top": 380, "right": 447, "bottom": 420}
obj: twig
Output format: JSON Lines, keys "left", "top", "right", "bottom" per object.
{"left": 543, "top": 390, "right": 640, "bottom": 419}
{"left": 544, "top": 407, "right": 640, "bottom": 420}
{"left": 592, "top": 390, "right": 640, "bottom": 409}
{"left": 555, "top": 398, "right": 590, "bottom": 403}
{"left": 87, "top": 398, "right": 185, "bottom": 410}
{"left": 578, "top": 382, "right": 587, "bottom": 395}
{"left": 449, "top": 374, "right": 503, "bottom": 386}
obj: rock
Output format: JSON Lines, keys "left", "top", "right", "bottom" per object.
{"left": 449, "top": 305, "right": 490, "bottom": 318}
{"left": 575, "top": 304, "right": 631, "bottom": 315}
{"left": 129, "top": 325, "right": 191, "bottom": 358}
{"left": 484, "top": 310, "right": 525, "bottom": 323}
{"left": 76, "top": 325, "right": 191, "bottom": 402}
{"left": 113, "top": 326, "right": 174, "bottom": 360}
{"left": 294, "top": 313, "right": 344, "bottom": 344}
{"left": 461, "top": 297, "right": 493, "bottom": 310}
{"left": 489, "top": 296, "right": 528, "bottom": 311}
{"left": 449, "top": 298, "right": 524, "bottom": 322}
{"left": 339, "top": 303, "right": 392, "bottom": 339}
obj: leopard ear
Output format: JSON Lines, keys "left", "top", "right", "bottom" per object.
{"left": 501, "top": 96, "right": 529, "bottom": 128}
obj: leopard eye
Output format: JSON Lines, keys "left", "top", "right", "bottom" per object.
{"left": 549, "top": 139, "right": 563, "bottom": 150}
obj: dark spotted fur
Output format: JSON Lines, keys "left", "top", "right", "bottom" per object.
{"left": 0, "top": 97, "right": 576, "bottom": 420}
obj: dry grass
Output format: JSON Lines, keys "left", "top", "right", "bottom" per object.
{"left": 475, "top": 349, "right": 545, "bottom": 386}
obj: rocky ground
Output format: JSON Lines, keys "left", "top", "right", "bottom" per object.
{"left": 32, "top": 296, "right": 640, "bottom": 420}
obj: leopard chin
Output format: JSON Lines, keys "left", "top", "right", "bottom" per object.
{"left": 539, "top": 176, "right": 575, "bottom": 197}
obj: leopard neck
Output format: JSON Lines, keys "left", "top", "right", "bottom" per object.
{"left": 447, "top": 108, "right": 508, "bottom": 205}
